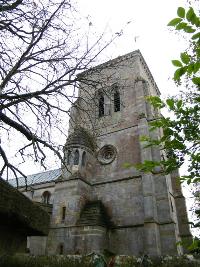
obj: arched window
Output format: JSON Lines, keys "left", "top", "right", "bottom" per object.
{"left": 82, "top": 151, "right": 86, "bottom": 166}
{"left": 67, "top": 150, "right": 71, "bottom": 165}
{"left": 98, "top": 92, "right": 104, "bottom": 117}
{"left": 74, "top": 150, "right": 79, "bottom": 165}
{"left": 114, "top": 89, "right": 120, "bottom": 112}
{"left": 42, "top": 191, "right": 51, "bottom": 204}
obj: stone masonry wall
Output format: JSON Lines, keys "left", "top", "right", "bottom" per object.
{"left": 27, "top": 51, "right": 191, "bottom": 256}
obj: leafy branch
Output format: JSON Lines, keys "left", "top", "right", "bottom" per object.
{"left": 137, "top": 6, "right": 200, "bottom": 184}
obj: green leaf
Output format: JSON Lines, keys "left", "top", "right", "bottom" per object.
{"left": 184, "top": 26, "right": 195, "bottom": 33}
{"left": 167, "top": 18, "right": 182, "bottom": 26}
{"left": 186, "top": 7, "right": 195, "bottom": 22}
{"left": 194, "top": 17, "right": 200, "bottom": 27}
{"left": 163, "top": 127, "right": 174, "bottom": 136}
{"left": 176, "top": 22, "right": 188, "bottom": 30}
{"left": 192, "top": 77, "right": 200, "bottom": 85}
{"left": 166, "top": 98, "right": 175, "bottom": 110}
{"left": 177, "top": 100, "right": 182, "bottom": 109}
{"left": 187, "top": 64, "right": 194, "bottom": 75}
{"left": 146, "top": 96, "right": 165, "bottom": 108}
{"left": 180, "top": 52, "right": 190, "bottom": 64}
{"left": 135, "top": 160, "right": 161, "bottom": 173}
{"left": 174, "top": 69, "right": 181, "bottom": 81}
{"left": 193, "top": 62, "right": 200, "bottom": 74}
{"left": 172, "top": 60, "right": 182, "bottom": 67}
{"left": 173, "top": 67, "right": 187, "bottom": 81}
{"left": 192, "top": 32, "right": 200, "bottom": 40}
{"left": 177, "top": 7, "right": 185, "bottom": 18}
{"left": 150, "top": 120, "right": 163, "bottom": 128}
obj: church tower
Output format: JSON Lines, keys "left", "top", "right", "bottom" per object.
{"left": 48, "top": 50, "right": 191, "bottom": 256}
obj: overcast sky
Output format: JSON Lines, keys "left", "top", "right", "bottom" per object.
{"left": 5, "top": 0, "right": 190, "bottom": 176}
{"left": 78, "top": 0, "right": 188, "bottom": 97}
{"left": 5, "top": 0, "right": 191, "bottom": 176}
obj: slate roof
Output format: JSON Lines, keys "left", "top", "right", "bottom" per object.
{"left": 8, "top": 168, "right": 61, "bottom": 188}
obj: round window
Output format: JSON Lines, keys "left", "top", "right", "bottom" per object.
{"left": 97, "top": 145, "right": 117, "bottom": 164}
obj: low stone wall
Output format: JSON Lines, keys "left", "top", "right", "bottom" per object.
{"left": 0, "top": 178, "right": 50, "bottom": 254}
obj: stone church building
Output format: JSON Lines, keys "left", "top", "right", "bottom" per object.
{"left": 10, "top": 50, "right": 191, "bottom": 256}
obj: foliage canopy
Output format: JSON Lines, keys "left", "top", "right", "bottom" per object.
{"left": 136, "top": 6, "right": 200, "bottom": 240}
{"left": 137, "top": 6, "right": 200, "bottom": 184}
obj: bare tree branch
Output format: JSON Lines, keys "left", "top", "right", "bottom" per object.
{"left": 0, "top": 0, "right": 121, "bottom": 183}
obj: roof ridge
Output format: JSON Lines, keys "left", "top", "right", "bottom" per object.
{"left": 8, "top": 168, "right": 61, "bottom": 182}
{"left": 78, "top": 50, "right": 141, "bottom": 77}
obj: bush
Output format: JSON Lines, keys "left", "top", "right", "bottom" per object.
{"left": 0, "top": 254, "right": 199, "bottom": 267}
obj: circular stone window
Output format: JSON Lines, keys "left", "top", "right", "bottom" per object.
{"left": 97, "top": 145, "right": 117, "bottom": 165}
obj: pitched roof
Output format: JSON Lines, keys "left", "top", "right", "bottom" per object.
{"left": 8, "top": 168, "right": 61, "bottom": 188}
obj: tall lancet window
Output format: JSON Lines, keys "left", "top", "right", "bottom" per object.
{"left": 114, "top": 89, "right": 120, "bottom": 112}
{"left": 67, "top": 150, "right": 71, "bottom": 165}
{"left": 98, "top": 92, "right": 104, "bottom": 117}
{"left": 74, "top": 150, "right": 79, "bottom": 165}
{"left": 82, "top": 151, "right": 86, "bottom": 166}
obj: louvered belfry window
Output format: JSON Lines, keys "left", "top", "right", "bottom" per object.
{"left": 82, "top": 151, "right": 86, "bottom": 166}
{"left": 74, "top": 149, "right": 79, "bottom": 165}
{"left": 114, "top": 89, "right": 120, "bottom": 112}
{"left": 99, "top": 92, "right": 104, "bottom": 117}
